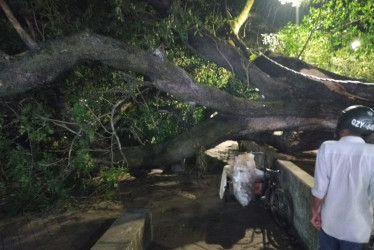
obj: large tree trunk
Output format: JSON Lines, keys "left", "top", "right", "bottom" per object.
{"left": 1, "top": 31, "right": 373, "bottom": 169}
{"left": 99, "top": 115, "right": 333, "bottom": 170}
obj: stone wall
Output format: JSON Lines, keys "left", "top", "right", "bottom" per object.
{"left": 277, "top": 160, "right": 318, "bottom": 250}
{"left": 91, "top": 208, "right": 152, "bottom": 250}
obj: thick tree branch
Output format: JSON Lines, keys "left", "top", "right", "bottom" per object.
{"left": 187, "top": 28, "right": 374, "bottom": 105}
{"left": 1, "top": 31, "right": 373, "bottom": 169}
{"left": 99, "top": 115, "right": 336, "bottom": 169}
{"left": 0, "top": 31, "right": 341, "bottom": 119}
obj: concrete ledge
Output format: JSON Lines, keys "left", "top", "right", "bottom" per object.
{"left": 91, "top": 208, "right": 152, "bottom": 250}
{"left": 278, "top": 159, "right": 314, "bottom": 190}
{"left": 277, "top": 160, "right": 318, "bottom": 250}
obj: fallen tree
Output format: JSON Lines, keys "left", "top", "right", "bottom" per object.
{"left": 1, "top": 31, "right": 373, "bottom": 172}
{"left": 2, "top": 0, "right": 374, "bottom": 214}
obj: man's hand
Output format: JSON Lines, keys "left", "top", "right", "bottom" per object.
{"left": 310, "top": 196, "right": 322, "bottom": 230}
{"left": 310, "top": 211, "right": 321, "bottom": 230}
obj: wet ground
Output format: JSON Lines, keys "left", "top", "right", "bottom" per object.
{"left": 0, "top": 141, "right": 306, "bottom": 249}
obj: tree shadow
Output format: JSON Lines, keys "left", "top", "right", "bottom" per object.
{"left": 204, "top": 201, "right": 301, "bottom": 249}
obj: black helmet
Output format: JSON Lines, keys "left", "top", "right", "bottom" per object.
{"left": 336, "top": 105, "right": 374, "bottom": 135}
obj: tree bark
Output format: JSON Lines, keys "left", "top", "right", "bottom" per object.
{"left": 231, "top": 0, "right": 255, "bottom": 36}
{"left": 100, "top": 115, "right": 335, "bottom": 170}
{"left": 187, "top": 28, "right": 374, "bottom": 105}
{"left": 1, "top": 31, "right": 374, "bottom": 169}
{"left": 0, "top": 31, "right": 344, "bottom": 118}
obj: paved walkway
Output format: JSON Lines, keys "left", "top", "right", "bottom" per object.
{"left": 149, "top": 200, "right": 304, "bottom": 250}
{"left": 0, "top": 184, "right": 303, "bottom": 250}
{"left": 0, "top": 140, "right": 305, "bottom": 250}
{"left": 0, "top": 202, "right": 122, "bottom": 250}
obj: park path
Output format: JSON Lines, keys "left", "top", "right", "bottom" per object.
{"left": 0, "top": 140, "right": 304, "bottom": 250}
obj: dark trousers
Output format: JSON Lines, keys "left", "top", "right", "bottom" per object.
{"left": 319, "top": 229, "right": 364, "bottom": 250}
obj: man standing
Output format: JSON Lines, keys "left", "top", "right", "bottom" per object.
{"left": 311, "top": 105, "right": 374, "bottom": 250}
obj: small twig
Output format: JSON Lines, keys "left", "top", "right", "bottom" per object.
{"left": 39, "top": 158, "right": 67, "bottom": 167}
{"left": 59, "top": 129, "right": 83, "bottom": 181}
{"left": 67, "top": 128, "right": 82, "bottom": 167}
{"left": 32, "top": 10, "right": 45, "bottom": 42}
{"left": 110, "top": 99, "right": 128, "bottom": 167}
{"left": 82, "top": 103, "right": 111, "bottom": 134}
{"left": 118, "top": 71, "right": 154, "bottom": 87}
{"left": 297, "top": 8, "right": 321, "bottom": 59}
{"left": 39, "top": 116, "right": 80, "bottom": 135}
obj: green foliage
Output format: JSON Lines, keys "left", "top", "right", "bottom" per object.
{"left": 0, "top": 65, "right": 132, "bottom": 213}
{"left": 0, "top": 93, "right": 129, "bottom": 213}
{"left": 0, "top": 55, "right": 211, "bottom": 213}
{"left": 99, "top": 166, "right": 127, "bottom": 188}
{"left": 262, "top": 0, "right": 374, "bottom": 82}
{"left": 170, "top": 47, "right": 260, "bottom": 100}
{"left": 123, "top": 93, "right": 202, "bottom": 144}
{"left": 110, "top": 0, "right": 227, "bottom": 49}
{"left": 222, "top": 75, "right": 262, "bottom": 100}
{"left": 171, "top": 47, "right": 232, "bottom": 89}
{"left": 0, "top": 0, "right": 261, "bottom": 214}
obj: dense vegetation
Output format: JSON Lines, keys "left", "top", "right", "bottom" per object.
{"left": 1, "top": 0, "right": 373, "bottom": 214}
{"left": 263, "top": 0, "right": 374, "bottom": 82}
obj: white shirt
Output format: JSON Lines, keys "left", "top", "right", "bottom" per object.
{"left": 312, "top": 136, "right": 374, "bottom": 243}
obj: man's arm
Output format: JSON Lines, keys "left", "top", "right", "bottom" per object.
{"left": 310, "top": 196, "right": 322, "bottom": 230}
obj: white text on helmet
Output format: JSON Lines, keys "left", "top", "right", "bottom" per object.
{"left": 351, "top": 119, "right": 365, "bottom": 128}
{"left": 351, "top": 119, "right": 374, "bottom": 131}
